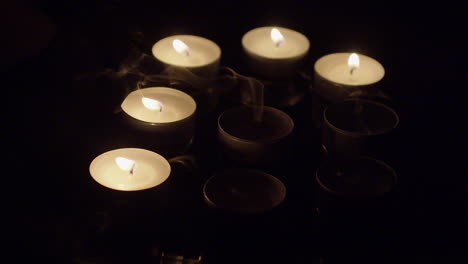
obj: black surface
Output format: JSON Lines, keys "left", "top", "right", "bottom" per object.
{"left": 4, "top": 0, "right": 466, "bottom": 263}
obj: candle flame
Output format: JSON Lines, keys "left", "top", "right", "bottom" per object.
{"left": 348, "top": 53, "right": 360, "bottom": 74}
{"left": 172, "top": 39, "right": 191, "bottom": 56}
{"left": 142, "top": 97, "right": 163, "bottom": 112}
{"left": 271, "top": 28, "right": 285, "bottom": 47}
{"left": 115, "top": 157, "right": 137, "bottom": 175}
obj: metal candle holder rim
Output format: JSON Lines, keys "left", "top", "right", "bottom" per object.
{"left": 218, "top": 105, "right": 294, "bottom": 144}
{"left": 315, "top": 156, "right": 398, "bottom": 197}
{"left": 323, "top": 98, "right": 399, "bottom": 137}
{"left": 122, "top": 108, "right": 196, "bottom": 127}
{"left": 202, "top": 168, "right": 287, "bottom": 214}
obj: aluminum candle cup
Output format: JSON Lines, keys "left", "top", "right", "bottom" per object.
{"left": 120, "top": 87, "right": 196, "bottom": 155}
{"left": 315, "top": 156, "right": 397, "bottom": 224}
{"left": 217, "top": 105, "right": 294, "bottom": 167}
{"left": 321, "top": 98, "right": 399, "bottom": 161}
{"left": 242, "top": 26, "right": 310, "bottom": 80}
{"left": 313, "top": 52, "right": 385, "bottom": 102}
{"left": 152, "top": 35, "right": 221, "bottom": 77}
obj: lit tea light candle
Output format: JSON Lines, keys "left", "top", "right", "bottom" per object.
{"left": 313, "top": 52, "right": 385, "bottom": 101}
{"left": 152, "top": 35, "right": 221, "bottom": 76}
{"left": 121, "top": 86, "right": 196, "bottom": 126}
{"left": 120, "top": 87, "right": 196, "bottom": 153}
{"left": 89, "top": 148, "right": 171, "bottom": 191}
{"left": 242, "top": 26, "right": 310, "bottom": 80}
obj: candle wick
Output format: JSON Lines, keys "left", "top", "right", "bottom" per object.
{"left": 129, "top": 163, "right": 136, "bottom": 176}
{"left": 275, "top": 40, "right": 284, "bottom": 48}
{"left": 184, "top": 50, "right": 191, "bottom": 56}
{"left": 350, "top": 67, "right": 356, "bottom": 75}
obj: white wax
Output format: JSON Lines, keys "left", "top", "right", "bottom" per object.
{"left": 314, "top": 53, "right": 385, "bottom": 86}
{"left": 152, "top": 35, "right": 221, "bottom": 68}
{"left": 89, "top": 148, "right": 171, "bottom": 191}
{"left": 242, "top": 26, "right": 310, "bottom": 59}
{"left": 121, "top": 87, "right": 196, "bottom": 123}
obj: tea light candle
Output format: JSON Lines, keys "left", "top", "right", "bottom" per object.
{"left": 313, "top": 52, "right": 385, "bottom": 101}
{"left": 242, "top": 26, "right": 310, "bottom": 80}
{"left": 120, "top": 87, "right": 197, "bottom": 154}
{"left": 121, "top": 87, "right": 196, "bottom": 124}
{"left": 89, "top": 148, "right": 171, "bottom": 191}
{"left": 315, "top": 157, "right": 397, "bottom": 222}
{"left": 152, "top": 35, "right": 221, "bottom": 76}
{"left": 203, "top": 168, "right": 287, "bottom": 214}
{"left": 121, "top": 86, "right": 196, "bottom": 130}
{"left": 218, "top": 105, "right": 294, "bottom": 167}
{"left": 321, "top": 98, "right": 399, "bottom": 161}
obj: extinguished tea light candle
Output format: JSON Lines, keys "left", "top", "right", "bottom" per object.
{"left": 152, "top": 35, "right": 221, "bottom": 73}
{"left": 122, "top": 87, "right": 196, "bottom": 124}
{"left": 314, "top": 52, "right": 384, "bottom": 86}
{"left": 89, "top": 148, "right": 171, "bottom": 191}
{"left": 218, "top": 105, "right": 294, "bottom": 166}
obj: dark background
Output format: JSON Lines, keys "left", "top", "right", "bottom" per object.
{"left": 3, "top": 0, "right": 466, "bottom": 263}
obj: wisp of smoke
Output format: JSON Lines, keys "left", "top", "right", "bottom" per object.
{"left": 76, "top": 48, "right": 265, "bottom": 121}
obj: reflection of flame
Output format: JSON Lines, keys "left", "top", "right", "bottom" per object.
{"left": 348, "top": 53, "right": 360, "bottom": 74}
{"left": 142, "top": 97, "right": 163, "bottom": 112}
{"left": 172, "top": 39, "right": 191, "bottom": 56}
{"left": 270, "top": 28, "right": 285, "bottom": 47}
{"left": 115, "top": 157, "right": 137, "bottom": 175}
